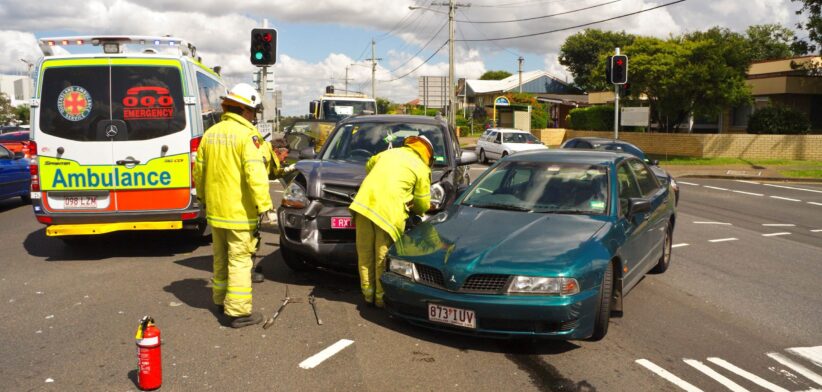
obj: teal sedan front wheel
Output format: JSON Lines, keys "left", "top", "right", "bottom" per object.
{"left": 651, "top": 222, "right": 673, "bottom": 274}
{"left": 589, "top": 263, "right": 615, "bottom": 341}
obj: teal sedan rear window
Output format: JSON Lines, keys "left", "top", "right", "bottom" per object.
{"left": 463, "top": 161, "right": 609, "bottom": 214}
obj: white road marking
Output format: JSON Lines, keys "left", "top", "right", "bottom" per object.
{"left": 672, "top": 243, "right": 689, "bottom": 248}
{"left": 683, "top": 359, "right": 750, "bottom": 392}
{"left": 787, "top": 346, "right": 822, "bottom": 368}
{"left": 709, "top": 238, "right": 738, "bottom": 243}
{"left": 764, "top": 183, "right": 822, "bottom": 194}
{"left": 762, "top": 232, "right": 791, "bottom": 237}
{"left": 735, "top": 180, "right": 760, "bottom": 184}
{"left": 706, "top": 357, "right": 790, "bottom": 392}
{"left": 694, "top": 221, "right": 733, "bottom": 225}
{"left": 272, "top": 190, "right": 283, "bottom": 193}
{"left": 767, "top": 352, "right": 822, "bottom": 387}
{"left": 298, "top": 339, "right": 354, "bottom": 369}
{"left": 808, "top": 202, "right": 822, "bottom": 207}
{"left": 678, "top": 181, "right": 700, "bottom": 186}
{"left": 769, "top": 196, "right": 802, "bottom": 202}
{"left": 704, "top": 186, "right": 729, "bottom": 191}
{"left": 762, "top": 224, "right": 796, "bottom": 227}
{"left": 812, "top": 229, "right": 822, "bottom": 233}
{"left": 635, "top": 359, "right": 704, "bottom": 392}
{"left": 733, "top": 190, "right": 764, "bottom": 196}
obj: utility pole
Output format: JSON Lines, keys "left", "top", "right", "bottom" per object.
{"left": 518, "top": 56, "right": 524, "bottom": 93}
{"left": 614, "top": 47, "right": 620, "bottom": 140}
{"left": 345, "top": 65, "right": 350, "bottom": 96}
{"left": 367, "top": 39, "right": 382, "bottom": 101}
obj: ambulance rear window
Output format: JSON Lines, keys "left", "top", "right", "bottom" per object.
{"left": 39, "top": 65, "right": 186, "bottom": 141}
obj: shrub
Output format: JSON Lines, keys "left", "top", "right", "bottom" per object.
{"left": 567, "top": 105, "right": 614, "bottom": 130}
{"left": 747, "top": 106, "right": 811, "bottom": 135}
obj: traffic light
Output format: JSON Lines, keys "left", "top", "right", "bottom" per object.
{"left": 620, "top": 83, "right": 632, "bottom": 97}
{"left": 610, "top": 55, "right": 628, "bottom": 85}
{"left": 250, "top": 28, "right": 277, "bottom": 66}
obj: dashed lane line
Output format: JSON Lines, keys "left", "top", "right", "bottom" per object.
{"left": 704, "top": 185, "right": 729, "bottom": 191}
{"left": 298, "top": 339, "right": 355, "bottom": 370}
{"left": 734, "top": 180, "right": 760, "bottom": 184}
{"left": 769, "top": 196, "right": 802, "bottom": 202}
{"left": 766, "top": 352, "right": 822, "bottom": 387}
{"left": 732, "top": 190, "right": 764, "bottom": 196}
{"left": 672, "top": 243, "right": 689, "bottom": 248}
{"left": 706, "top": 357, "right": 790, "bottom": 392}
{"left": 809, "top": 202, "right": 822, "bottom": 207}
{"left": 693, "top": 221, "right": 733, "bottom": 225}
{"left": 709, "top": 238, "right": 738, "bottom": 243}
{"left": 762, "top": 232, "right": 791, "bottom": 237}
{"left": 812, "top": 229, "right": 822, "bottom": 233}
{"left": 762, "top": 224, "right": 796, "bottom": 227}
{"left": 635, "top": 359, "right": 704, "bottom": 392}
{"left": 678, "top": 181, "right": 700, "bottom": 186}
{"left": 683, "top": 359, "right": 749, "bottom": 392}
{"left": 764, "top": 183, "right": 822, "bottom": 194}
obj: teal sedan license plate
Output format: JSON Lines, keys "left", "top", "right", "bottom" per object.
{"left": 428, "top": 303, "right": 476, "bottom": 329}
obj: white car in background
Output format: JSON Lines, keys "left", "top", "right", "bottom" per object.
{"left": 475, "top": 128, "right": 548, "bottom": 163}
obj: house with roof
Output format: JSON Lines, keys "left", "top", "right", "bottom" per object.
{"left": 461, "top": 70, "right": 587, "bottom": 129}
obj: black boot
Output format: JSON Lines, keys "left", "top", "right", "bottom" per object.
{"left": 230, "top": 312, "right": 263, "bottom": 328}
{"left": 252, "top": 265, "right": 264, "bottom": 283}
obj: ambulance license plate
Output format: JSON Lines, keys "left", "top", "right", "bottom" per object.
{"left": 428, "top": 303, "right": 476, "bottom": 329}
{"left": 64, "top": 196, "right": 98, "bottom": 209}
{"left": 331, "top": 217, "right": 354, "bottom": 229}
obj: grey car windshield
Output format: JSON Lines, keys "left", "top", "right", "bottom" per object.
{"left": 462, "top": 161, "right": 609, "bottom": 214}
{"left": 503, "top": 132, "right": 540, "bottom": 144}
{"left": 322, "top": 122, "right": 448, "bottom": 166}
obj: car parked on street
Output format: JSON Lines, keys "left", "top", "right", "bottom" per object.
{"left": 476, "top": 128, "right": 547, "bottom": 164}
{"left": 277, "top": 114, "right": 477, "bottom": 272}
{"left": 381, "top": 149, "right": 676, "bottom": 340}
{"left": 561, "top": 137, "right": 678, "bottom": 204}
{"left": 0, "top": 144, "right": 31, "bottom": 204}
{"left": 0, "top": 131, "right": 32, "bottom": 158}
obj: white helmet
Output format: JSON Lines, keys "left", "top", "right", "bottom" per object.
{"left": 223, "top": 83, "right": 261, "bottom": 109}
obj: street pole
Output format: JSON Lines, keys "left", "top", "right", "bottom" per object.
{"left": 260, "top": 66, "right": 267, "bottom": 125}
{"left": 370, "top": 39, "right": 377, "bottom": 100}
{"left": 518, "top": 56, "right": 523, "bottom": 93}
{"left": 448, "top": 0, "right": 456, "bottom": 129}
{"left": 613, "top": 47, "right": 620, "bottom": 140}
{"left": 345, "top": 65, "right": 349, "bottom": 96}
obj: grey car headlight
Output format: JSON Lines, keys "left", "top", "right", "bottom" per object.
{"left": 282, "top": 181, "right": 308, "bottom": 209}
{"left": 507, "top": 276, "right": 580, "bottom": 295}
{"left": 388, "top": 258, "right": 416, "bottom": 280}
{"left": 430, "top": 182, "right": 445, "bottom": 206}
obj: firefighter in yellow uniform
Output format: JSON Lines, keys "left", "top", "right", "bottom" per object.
{"left": 194, "top": 83, "right": 274, "bottom": 328}
{"left": 349, "top": 136, "right": 433, "bottom": 307}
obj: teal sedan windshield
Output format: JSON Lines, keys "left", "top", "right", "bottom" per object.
{"left": 462, "top": 161, "right": 609, "bottom": 214}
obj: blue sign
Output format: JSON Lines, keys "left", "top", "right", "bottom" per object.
{"left": 494, "top": 97, "right": 510, "bottom": 106}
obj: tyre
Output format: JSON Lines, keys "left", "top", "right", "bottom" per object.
{"left": 280, "top": 245, "right": 314, "bottom": 272}
{"left": 651, "top": 222, "right": 673, "bottom": 274}
{"left": 501, "top": 151, "right": 508, "bottom": 158}
{"left": 479, "top": 149, "right": 487, "bottom": 164}
{"left": 589, "top": 262, "right": 615, "bottom": 341}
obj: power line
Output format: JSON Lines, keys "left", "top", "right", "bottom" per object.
{"left": 456, "top": 0, "right": 686, "bottom": 42}
{"left": 456, "top": 0, "right": 622, "bottom": 23}
{"left": 470, "top": 0, "right": 576, "bottom": 8}
{"left": 387, "top": 20, "right": 448, "bottom": 73}
{"left": 458, "top": 9, "right": 520, "bottom": 57}
{"left": 381, "top": 40, "right": 449, "bottom": 83}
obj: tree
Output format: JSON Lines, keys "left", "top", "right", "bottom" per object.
{"left": 559, "top": 29, "right": 636, "bottom": 91}
{"left": 745, "top": 24, "right": 803, "bottom": 61}
{"left": 376, "top": 97, "right": 391, "bottom": 114}
{"left": 15, "top": 105, "right": 30, "bottom": 124}
{"left": 0, "top": 93, "right": 15, "bottom": 125}
{"left": 479, "top": 70, "right": 512, "bottom": 80}
{"left": 625, "top": 28, "right": 752, "bottom": 131}
{"left": 793, "top": 0, "right": 822, "bottom": 54}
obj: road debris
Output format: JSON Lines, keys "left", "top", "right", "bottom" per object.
{"left": 309, "top": 294, "right": 323, "bottom": 325}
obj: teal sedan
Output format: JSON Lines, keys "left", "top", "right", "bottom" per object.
{"left": 381, "top": 150, "right": 676, "bottom": 340}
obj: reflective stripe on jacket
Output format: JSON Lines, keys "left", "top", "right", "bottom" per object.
{"left": 194, "top": 113, "right": 273, "bottom": 230}
{"left": 350, "top": 146, "right": 431, "bottom": 242}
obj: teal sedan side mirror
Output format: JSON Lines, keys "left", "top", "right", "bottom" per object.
{"left": 628, "top": 198, "right": 651, "bottom": 219}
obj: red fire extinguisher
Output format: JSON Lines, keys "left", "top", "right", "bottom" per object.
{"left": 135, "top": 316, "right": 162, "bottom": 390}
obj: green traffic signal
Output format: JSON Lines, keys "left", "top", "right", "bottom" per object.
{"left": 255, "top": 52, "right": 263, "bottom": 60}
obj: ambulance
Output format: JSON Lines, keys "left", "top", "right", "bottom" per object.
{"left": 29, "top": 36, "right": 227, "bottom": 239}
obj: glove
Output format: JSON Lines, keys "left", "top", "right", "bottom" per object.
{"left": 259, "top": 209, "right": 277, "bottom": 225}
{"left": 282, "top": 164, "right": 297, "bottom": 175}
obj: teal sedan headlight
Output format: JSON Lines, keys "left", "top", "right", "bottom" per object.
{"left": 507, "top": 276, "right": 580, "bottom": 295}
{"left": 389, "top": 258, "right": 416, "bottom": 280}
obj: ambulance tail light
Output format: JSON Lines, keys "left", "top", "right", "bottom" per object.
{"left": 181, "top": 212, "right": 198, "bottom": 221}
{"left": 29, "top": 159, "right": 40, "bottom": 193}
{"left": 190, "top": 136, "right": 202, "bottom": 188}
{"left": 36, "top": 215, "right": 53, "bottom": 225}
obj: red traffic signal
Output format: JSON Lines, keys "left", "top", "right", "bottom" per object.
{"left": 250, "top": 28, "right": 277, "bottom": 66}
{"left": 609, "top": 55, "right": 628, "bottom": 85}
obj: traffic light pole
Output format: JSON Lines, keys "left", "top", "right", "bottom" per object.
{"left": 259, "top": 66, "right": 268, "bottom": 125}
{"left": 613, "top": 47, "right": 620, "bottom": 140}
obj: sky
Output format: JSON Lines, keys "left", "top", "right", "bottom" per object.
{"left": 0, "top": 0, "right": 808, "bottom": 115}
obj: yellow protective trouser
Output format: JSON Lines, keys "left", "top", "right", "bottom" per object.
{"left": 355, "top": 214, "right": 393, "bottom": 304}
{"left": 211, "top": 227, "right": 255, "bottom": 317}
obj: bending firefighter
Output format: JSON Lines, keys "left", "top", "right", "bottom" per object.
{"left": 349, "top": 136, "right": 434, "bottom": 307}
{"left": 194, "top": 83, "right": 275, "bottom": 328}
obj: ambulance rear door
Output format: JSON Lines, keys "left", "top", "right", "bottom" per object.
{"left": 108, "top": 58, "right": 191, "bottom": 213}
{"left": 37, "top": 58, "right": 116, "bottom": 213}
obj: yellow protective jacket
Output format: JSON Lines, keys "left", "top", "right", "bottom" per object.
{"left": 194, "top": 113, "right": 274, "bottom": 230}
{"left": 350, "top": 146, "right": 431, "bottom": 242}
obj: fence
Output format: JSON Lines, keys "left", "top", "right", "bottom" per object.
{"left": 531, "top": 129, "right": 822, "bottom": 160}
